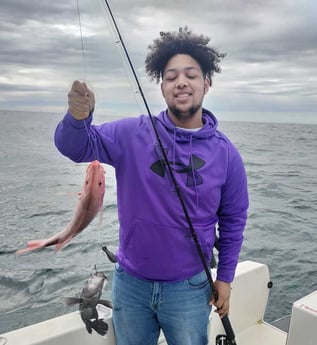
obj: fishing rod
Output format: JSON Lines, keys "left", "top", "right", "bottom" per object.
{"left": 103, "top": 1, "right": 237, "bottom": 344}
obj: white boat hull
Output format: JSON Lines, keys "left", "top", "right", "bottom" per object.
{"left": 1, "top": 261, "right": 316, "bottom": 345}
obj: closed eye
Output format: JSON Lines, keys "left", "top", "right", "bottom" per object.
{"left": 186, "top": 72, "right": 199, "bottom": 79}
{"left": 165, "top": 76, "right": 176, "bottom": 81}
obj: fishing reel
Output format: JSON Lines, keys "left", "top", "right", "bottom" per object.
{"left": 216, "top": 334, "right": 231, "bottom": 345}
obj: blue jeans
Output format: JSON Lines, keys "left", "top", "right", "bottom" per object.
{"left": 112, "top": 264, "right": 212, "bottom": 345}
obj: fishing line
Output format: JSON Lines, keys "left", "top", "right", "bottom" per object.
{"left": 76, "top": 0, "right": 104, "bottom": 262}
{"left": 103, "top": 1, "right": 237, "bottom": 344}
{"left": 76, "top": 0, "right": 100, "bottom": 163}
{"left": 76, "top": 0, "right": 87, "bottom": 81}
{"left": 96, "top": 0, "right": 146, "bottom": 115}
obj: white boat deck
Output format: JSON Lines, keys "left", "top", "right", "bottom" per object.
{"left": 236, "top": 322, "right": 287, "bottom": 345}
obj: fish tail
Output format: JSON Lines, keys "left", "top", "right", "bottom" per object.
{"left": 15, "top": 240, "right": 50, "bottom": 255}
{"left": 87, "top": 319, "right": 109, "bottom": 336}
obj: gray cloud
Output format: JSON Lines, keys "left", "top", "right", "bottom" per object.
{"left": 0, "top": 0, "right": 316, "bottom": 122}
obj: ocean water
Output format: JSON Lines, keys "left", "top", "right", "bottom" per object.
{"left": 0, "top": 110, "right": 316, "bottom": 334}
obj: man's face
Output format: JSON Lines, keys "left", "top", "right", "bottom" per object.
{"left": 161, "top": 54, "right": 210, "bottom": 127}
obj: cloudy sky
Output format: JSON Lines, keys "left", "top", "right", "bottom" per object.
{"left": 1, "top": 0, "right": 316, "bottom": 123}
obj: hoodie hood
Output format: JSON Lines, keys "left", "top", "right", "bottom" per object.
{"left": 156, "top": 108, "right": 218, "bottom": 142}
{"left": 153, "top": 108, "right": 219, "bottom": 211}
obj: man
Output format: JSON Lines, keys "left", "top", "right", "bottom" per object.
{"left": 55, "top": 27, "right": 248, "bottom": 345}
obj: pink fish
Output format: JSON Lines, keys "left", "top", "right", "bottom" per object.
{"left": 16, "top": 160, "right": 105, "bottom": 254}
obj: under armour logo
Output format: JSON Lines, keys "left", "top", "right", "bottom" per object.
{"left": 151, "top": 154, "right": 205, "bottom": 186}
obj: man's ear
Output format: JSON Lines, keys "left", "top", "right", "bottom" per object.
{"left": 204, "top": 77, "right": 211, "bottom": 95}
{"left": 161, "top": 82, "right": 165, "bottom": 98}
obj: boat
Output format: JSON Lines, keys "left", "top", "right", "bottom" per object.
{"left": 0, "top": 260, "right": 316, "bottom": 345}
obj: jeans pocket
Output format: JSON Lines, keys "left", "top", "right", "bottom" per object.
{"left": 114, "top": 263, "right": 125, "bottom": 275}
{"left": 185, "top": 271, "right": 209, "bottom": 289}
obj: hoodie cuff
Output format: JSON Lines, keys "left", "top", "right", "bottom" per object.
{"left": 64, "top": 111, "right": 93, "bottom": 129}
{"left": 216, "top": 267, "right": 235, "bottom": 283}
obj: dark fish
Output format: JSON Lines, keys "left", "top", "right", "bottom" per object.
{"left": 64, "top": 271, "right": 112, "bottom": 336}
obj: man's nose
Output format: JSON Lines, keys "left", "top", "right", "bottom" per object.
{"left": 176, "top": 74, "right": 188, "bottom": 87}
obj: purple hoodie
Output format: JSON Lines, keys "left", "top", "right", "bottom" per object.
{"left": 55, "top": 109, "right": 248, "bottom": 283}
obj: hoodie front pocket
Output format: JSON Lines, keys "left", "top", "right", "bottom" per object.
{"left": 121, "top": 219, "right": 215, "bottom": 281}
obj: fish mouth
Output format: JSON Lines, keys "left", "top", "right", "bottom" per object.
{"left": 95, "top": 271, "right": 107, "bottom": 279}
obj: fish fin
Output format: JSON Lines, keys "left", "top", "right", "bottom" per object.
{"left": 64, "top": 297, "right": 81, "bottom": 306}
{"left": 98, "top": 299, "right": 113, "bottom": 309}
{"left": 85, "top": 320, "right": 93, "bottom": 334}
{"left": 88, "top": 319, "right": 108, "bottom": 336}
{"left": 16, "top": 240, "right": 50, "bottom": 255}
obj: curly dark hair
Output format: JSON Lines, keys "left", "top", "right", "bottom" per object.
{"left": 145, "top": 26, "right": 226, "bottom": 83}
